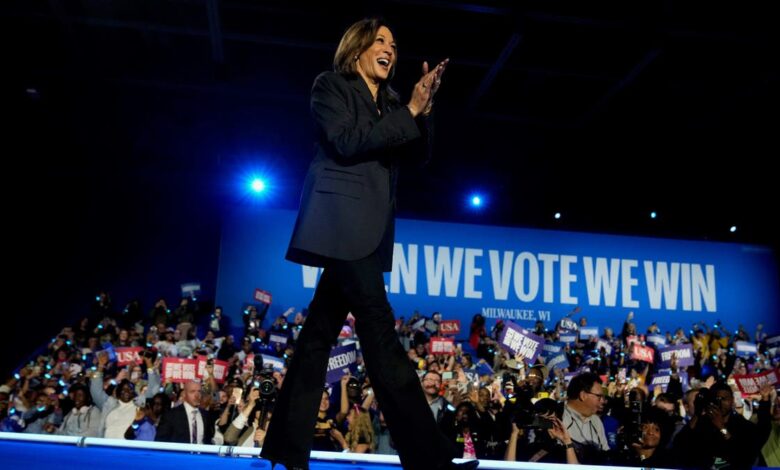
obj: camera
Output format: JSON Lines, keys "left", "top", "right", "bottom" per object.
{"left": 252, "top": 363, "right": 278, "bottom": 400}
{"left": 519, "top": 412, "right": 553, "bottom": 429}
{"left": 694, "top": 387, "right": 716, "bottom": 416}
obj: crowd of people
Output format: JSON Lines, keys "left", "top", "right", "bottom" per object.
{"left": 1, "top": 292, "right": 778, "bottom": 469}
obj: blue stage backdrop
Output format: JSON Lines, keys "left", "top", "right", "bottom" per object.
{"left": 216, "top": 208, "right": 780, "bottom": 339}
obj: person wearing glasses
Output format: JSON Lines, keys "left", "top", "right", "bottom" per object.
{"left": 561, "top": 372, "right": 610, "bottom": 464}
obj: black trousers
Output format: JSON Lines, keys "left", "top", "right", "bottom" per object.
{"left": 260, "top": 252, "right": 457, "bottom": 469}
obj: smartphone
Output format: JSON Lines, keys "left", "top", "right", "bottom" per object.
{"left": 442, "top": 371, "right": 454, "bottom": 380}
{"left": 232, "top": 387, "right": 243, "bottom": 403}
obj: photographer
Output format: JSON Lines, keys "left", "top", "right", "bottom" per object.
{"left": 505, "top": 398, "right": 578, "bottom": 464}
{"left": 223, "top": 385, "right": 271, "bottom": 447}
{"left": 611, "top": 407, "right": 673, "bottom": 467}
{"left": 672, "top": 382, "right": 773, "bottom": 468}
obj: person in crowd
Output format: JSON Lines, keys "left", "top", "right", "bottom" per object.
{"left": 421, "top": 371, "right": 454, "bottom": 425}
{"left": 506, "top": 398, "right": 578, "bottom": 464}
{"left": 561, "top": 372, "right": 610, "bottom": 464}
{"left": 672, "top": 382, "right": 773, "bottom": 468}
{"left": 311, "top": 389, "right": 348, "bottom": 452}
{"left": 760, "top": 389, "right": 780, "bottom": 467}
{"left": 344, "top": 404, "right": 375, "bottom": 453}
{"left": 57, "top": 383, "right": 101, "bottom": 437}
{"left": 156, "top": 381, "right": 215, "bottom": 444}
{"left": 611, "top": 407, "right": 673, "bottom": 467}
{"left": 23, "top": 388, "right": 62, "bottom": 434}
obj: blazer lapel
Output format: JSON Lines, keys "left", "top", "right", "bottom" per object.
{"left": 347, "top": 75, "right": 380, "bottom": 119}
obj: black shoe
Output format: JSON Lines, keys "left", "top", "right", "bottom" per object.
{"left": 439, "top": 460, "right": 479, "bottom": 470}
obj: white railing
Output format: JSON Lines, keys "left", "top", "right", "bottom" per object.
{"left": 0, "top": 432, "right": 647, "bottom": 469}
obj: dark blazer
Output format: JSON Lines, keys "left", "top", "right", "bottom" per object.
{"left": 155, "top": 404, "right": 215, "bottom": 444}
{"left": 286, "top": 71, "right": 431, "bottom": 272}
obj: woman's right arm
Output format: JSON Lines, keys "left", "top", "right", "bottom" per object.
{"left": 311, "top": 73, "right": 423, "bottom": 162}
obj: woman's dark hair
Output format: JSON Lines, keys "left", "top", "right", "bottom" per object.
{"left": 333, "top": 17, "right": 400, "bottom": 105}
{"left": 334, "top": 18, "right": 396, "bottom": 80}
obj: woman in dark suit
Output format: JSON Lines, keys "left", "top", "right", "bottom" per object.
{"left": 260, "top": 18, "right": 476, "bottom": 470}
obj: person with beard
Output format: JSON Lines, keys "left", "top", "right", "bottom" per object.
{"left": 421, "top": 371, "right": 454, "bottom": 425}
{"left": 505, "top": 398, "right": 578, "bottom": 464}
{"left": 155, "top": 381, "right": 215, "bottom": 444}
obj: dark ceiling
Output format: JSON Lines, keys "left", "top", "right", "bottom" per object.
{"left": 5, "top": 0, "right": 778, "bottom": 247}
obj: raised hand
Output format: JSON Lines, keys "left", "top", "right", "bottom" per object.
{"left": 408, "top": 58, "right": 449, "bottom": 117}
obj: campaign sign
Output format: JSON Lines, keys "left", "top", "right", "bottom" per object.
{"left": 646, "top": 334, "right": 667, "bottom": 347}
{"left": 658, "top": 344, "right": 694, "bottom": 368}
{"left": 579, "top": 327, "right": 599, "bottom": 340}
{"left": 542, "top": 342, "right": 565, "bottom": 356}
{"left": 116, "top": 347, "right": 143, "bottom": 366}
{"left": 101, "top": 343, "right": 117, "bottom": 362}
{"left": 735, "top": 341, "right": 758, "bottom": 358}
{"left": 650, "top": 372, "right": 674, "bottom": 392}
{"left": 196, "top": 358, "right": 229, "bottom": 383}
{"left": 325, "top": 343, "right": 358, "bottom": 384}
{"left": 217, "top": 208, "right": 780, "bottom": 343}
{"left": 261, "top": 354, "right": 286, "bottom": 373}
{"left": 733, "top": 370, "right": 780, "bottom": 394}
{"left": 162, "top": 358, "right": 198, "bottom": 383}
{"left": 656, "top": 368, "right": 690, "bottom": 392}
{"left": 254, "top": 289, "right": 272, "bottom": 305}
{"left": 269, "top": 334, "right": 288, "bottom": 348}
{"left": 596, "top": 339, "right": 613, "bottom": 355}
{"left": 499, "top": 321, "right": 545, "bottom": 363}
{"left": 559, "top": 330, "right": 577, "bottom": 345}
{"left": 181, "top": 282, "right": 201, "bottom": 300}
{"left": 430, "top": 337, "right": 456, "bottom": 355}
{"left": 630, "top": 343, "right": 655, "bottom": 363}
{"left": 439, "top": 320, "right": 461, "bottom": 336}
{"left": 546, "top": 353, "right": 570, "bottom": 371}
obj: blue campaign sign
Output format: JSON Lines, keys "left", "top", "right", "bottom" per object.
{"left": 216, "top": 208, "right": 780, "bottom": 339}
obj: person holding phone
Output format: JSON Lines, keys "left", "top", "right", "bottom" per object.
{"left": 505, "top": 398, "right": 578, "bottom": 464}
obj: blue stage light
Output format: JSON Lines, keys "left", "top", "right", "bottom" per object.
{"left": 251, "top": 179, "right": 266, "bottom": 193}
